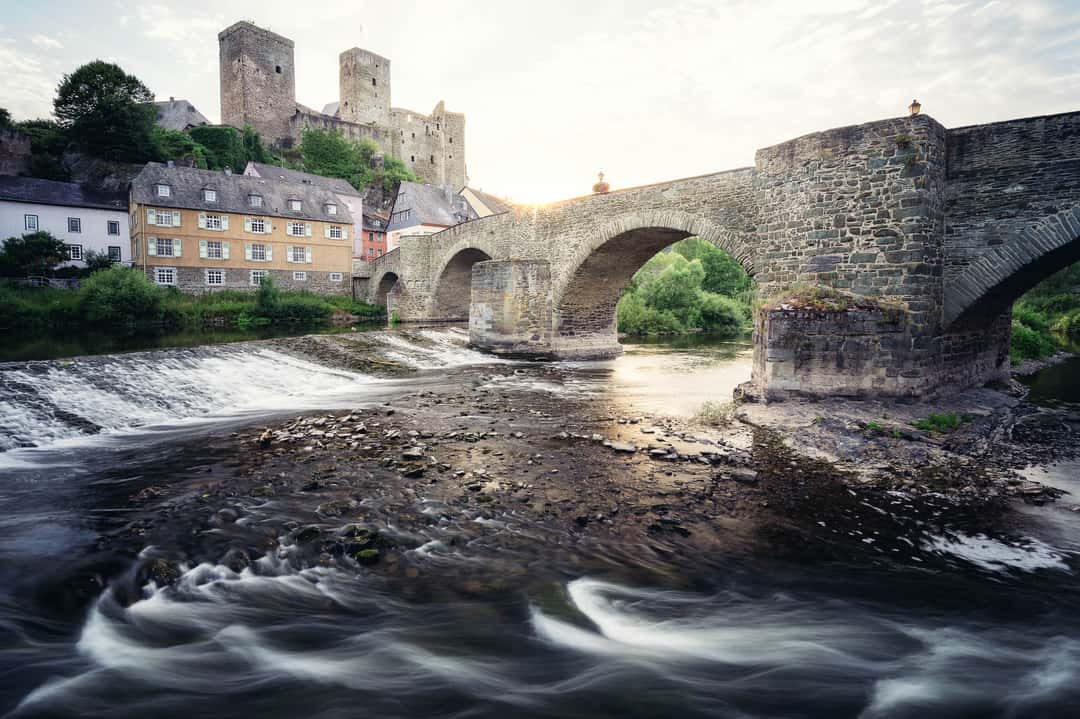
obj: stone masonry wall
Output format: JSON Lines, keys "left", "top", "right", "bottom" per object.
{"left": 143, "top": 267, "right": 349, "bottom": 296}
{"left": 468, "top": 260, "right": 553, "bottom": 357}
{"left": 0, "top": 129, "right": 30, "bottom": 176}
{"left": 218, "top": 22, "right": 296, "bottom": 145}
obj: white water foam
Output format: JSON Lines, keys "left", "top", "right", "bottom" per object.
{"left": 922, "top": 532, "right": 1071, "bottom": 573}
{"left": 375, "top": 327, "right": 511, "bottom": 369}
{"left": 0, "top": 347, "right": 379, "bottom": 456}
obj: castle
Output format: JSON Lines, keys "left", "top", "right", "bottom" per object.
{"left": 218, "top": 21, "right": 466, "bottom": 190}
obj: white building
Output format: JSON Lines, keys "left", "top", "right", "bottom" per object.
{"left": 0, "top": 176, "right": 130, "bottom": 268}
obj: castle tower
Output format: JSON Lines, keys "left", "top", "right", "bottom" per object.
{"left": 218, "top": 21, "right": 296, "bottom": 145}
{"left": 339, "top": 48, "right": 392, "bottom": 128}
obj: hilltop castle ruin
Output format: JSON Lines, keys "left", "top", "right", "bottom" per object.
{"left": 218, "top": 21, "right": 466, "bottom": 189}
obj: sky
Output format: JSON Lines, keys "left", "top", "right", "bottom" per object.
{"left": 2, "top": 0, "right": 1079, "bottom": 202}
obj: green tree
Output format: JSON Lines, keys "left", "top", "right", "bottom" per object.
{"left": 152, "top": 127, "right": 208, "bottom": 168}
{"left": 83, "top": 249, "right": 117, "bottom": 274}
{"left": 675, "top": 238, "right": 753, "bottom": 297}
{"left": 0, "top": 107, "right": 12, "bottom": 129}
{"left": 78, "top": 265, "right": 163, "bottom": 325}
{"left": 53, "top": 61, "right": 157, "bottom": 161}
{"left": 298, "top": 126, "right": 416, "bottom": 193}
{"left": 17, "top": 119, "right": 70, "bottom": 181}
{"left": 0, "top": 231, "right": 68, "bottom": 276}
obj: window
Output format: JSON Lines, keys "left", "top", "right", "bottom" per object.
{"left": 290, "top": 246, "right": 307, "bottom": 263}
{"left": 326, "top": 203, "right": 337, "bottom": 215}
{"left": 206, "top": 240, "right": 223, "bottom": 259}
{"left": 248, "top": 217, "right": 267, "bottom": 234}
{"left": 367, "top": 247, "right": 374, "bottom": 257}
{"left": 24, "top": 214, "right": 38, "bottom": 231}
{"left": 250, "top": 269, "right": 268, "bottom": 286}
{"left": 205, "top": 269, "right": 224, "bottom": 286}
{"left": 371, "top": 78, "right": 377, "bottom": 87}
{"left": 328, "top": 225, "right": 344, "bottom": 240}
{"left": 410, "top": 155, "right": 415, "bottom": 162}
{"left": 156, "top": 237, "right": 175, "bottom": 257}
{"left": 287, "top": 221, "right": 306, "bottom": 237}
{"left": 204, "top": 189, "right": 217, "bottom": 202}
{"left": 107, "top": 220, "right": 120, "bottom": 236}
{"left": 149, "top": 209, "right": 179, "bottom": 227}
{"left": 248, "top": 194, "right": 263, "bottom": 207}
{"left": 275, "top": 65, "right": 282, "bottom": 74}
{"left": 250, "top": 243, "right": 267, "bottom": 261}
{"left": 330, "top": 272, "right": 343, "bottom": 282}
{"left": 154, "top": 267, "right": 176, "bottom": 285}
{"left": 66, "top": 244, "right": 83, "bottom": 261}
{"left": 368, "top": 231, "right": 375, "bottom": 242}
{"left": 156, "top": 184, "right": 171, "bottom": 197}
{"left": 288, "top": 199, "right": 302, "bottom": 212}
{"left": 430, "top": 155, "right": 435, "bottom": 164}
{"left": 67, "top": 217, "right": 81, "bottom": 233}
{"left": 449, "top": 137, "right": 453, "bottom": 144}
{"left": 293, "top": 271, "right": 307, "bottom": 281}
{"left": 204, "top": 214, "right": 223, "bottom": 230}
{"left": 108, "top": 246, "right": 122, "bottom": 262}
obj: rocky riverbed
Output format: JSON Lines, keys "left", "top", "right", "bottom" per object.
{"left": 107, "top": 330, "right": 1080, "bottom": 590}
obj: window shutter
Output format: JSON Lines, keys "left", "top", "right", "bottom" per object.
{"left": 147, "top": 208, "right": 156, "bottom": 225}
{"left": 173, "top": 211, "right": 181, "bottom": 227}
{"left": 265, "top": 245, "right": 273, "bottom": 261}
{"left": 324, "top": 224, "right": 330, "bottom": 239}
{"left": 245, "top": 218, "right": 253, "bottom": 233}
{"left": 342, "top": 227, "right": 348, "bottom": 241}
{"left": 286, "top": 245, "right": 294, "bottom": 263}
{"left": 198, "top": 213, "right": 207, "bottom": 229}
{"left": 305, "top": 247, "right": 312, "bottom": 264}
{"left": 221, "top": 215, "right": 229, "bottom": 231}
{"left": 222, "top": 241, "right": 230, "bottom": 260}
{"left": 147, "top": 237, "right": 157, "bottom": 256}
{"left": 199, "top": 239, "right": 208, "bottom": 258}
{"left": 305, "top": 223, "right": 312, "bottom": 237}
{"left": 174, "top": 239, "right": 182, "bottom": 257}
{"left": 244, "top": 243, "right": 252, "bottom": 261}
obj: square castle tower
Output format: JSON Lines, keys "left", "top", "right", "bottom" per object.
{"left": 218, "top": 21, "right": 466, "bottom": 190}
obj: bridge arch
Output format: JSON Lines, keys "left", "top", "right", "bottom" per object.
{"left": 550, "top": 210, "right": 755, "bottom": 357}
{"left": 430, "top": 246, "right": 494, "bottom": 320}
{"left": 944, "top": 206, "right": 1080, "bottom": 327}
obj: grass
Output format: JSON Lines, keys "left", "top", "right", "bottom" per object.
{"left": 911, "top": 412, "right": 967, "bottom": 433}
{"left": 696, "top": 400, "right": 736, "bottom": 426}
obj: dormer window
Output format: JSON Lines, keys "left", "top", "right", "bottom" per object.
{"left": 203, "top": 189, "right": 217, "bottom": 202}
{"left": 248, "top": 194, "right": 263, "bottom": 207}
{"left": 325, "top": 203, "right": 337, "bottom": 215}
{"left": 288, "top": 199, "right": 302, "bottom": 212}
{"left": 156, "top": 184, "right": 171, "bottom": 198}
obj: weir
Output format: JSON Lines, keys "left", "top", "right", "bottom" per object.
{"left": 355, "top": 110, "right": 1080, "bottom": 400}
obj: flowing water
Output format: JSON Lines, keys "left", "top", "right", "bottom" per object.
{"left": 1, "top": 330, "right": 1078, "bottom": 718}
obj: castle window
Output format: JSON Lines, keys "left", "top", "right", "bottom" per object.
{"left": 410, "top": 155, "right": 415, "bottom": 162}
{"left": 411, "top": 132, "right": 415, "bottom": 139}
{"left": 449, "top": 137, "right": 453, "bottom": 144}
{"left": 430, "top": 155, "right": 434, "bottom": 164}
{"left": 436, "top": 123, "right": 440, "bottom": 130}
{"left": 372, "top": 78, "right": 377, "bottom": 86}
{"left": 275, "top": 65, "right": 282, "bottom": 74}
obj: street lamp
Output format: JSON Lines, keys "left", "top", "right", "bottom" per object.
{"left": 908, "top": 99, "right": 922, "bottom": 117}
{"left": 592, "top": 171, "right": 610, "bottom": 194}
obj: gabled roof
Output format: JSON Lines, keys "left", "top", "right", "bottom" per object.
{"left": 386, "top": 181, "right": 476, "bottom": 233}
{"left": 0, "top": 176, "right": 127, "bottom": 211}
{"left": 321, "top": 102, "right": 340, "bottom": 117}
{"left": 244, "top": 162, "right": 361, "bottom": 197}
{"left": 132, "top": 163, "right": 353, "bottom": 224}
{"left": 153, "top": 99, "right": 210, "bottom": 131}
{"left": 462, "top": 186, "right": 512, "bottom": 215}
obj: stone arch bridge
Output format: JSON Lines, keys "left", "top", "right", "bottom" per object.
{"left": 353, "top": 110, "right": 1080, "bottom": 400}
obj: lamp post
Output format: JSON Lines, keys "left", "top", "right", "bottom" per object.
{"left": 592, "top": 171, "right": 610, "bottom": 194}
{"left": 908, "top": 99, "right": 922, "bottom": 117}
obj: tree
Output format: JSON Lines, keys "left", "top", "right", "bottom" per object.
{"left": 54, "top": 61, "right": 157, "bottom": 161}
{"left": 0, "top": 107, "right": 12, "bottom": 129}
{"left": 83, "top": 249, "right": 117, "bottom": 273}
{"left": 299, "top": 126, "right": 417, "bottom": 193}
{"left": 0, "top": 231, "right": 68, "bottom": 276}
{"left": 17, "top": 119, "right": 70, "bottom": 181}
{"left": 152, "top": 127, "right": 208, "bottom": 168}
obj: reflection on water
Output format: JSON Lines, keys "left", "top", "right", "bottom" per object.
{"left": 1021, "top": 355, "right": 1080, "bottom": 408}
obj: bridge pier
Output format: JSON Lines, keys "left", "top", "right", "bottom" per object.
{"left": 468, "top": 260, "right": 558, "bottom": 358}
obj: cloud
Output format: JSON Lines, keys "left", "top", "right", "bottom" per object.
{"left": 0, "top": 40, "right": 55, "bottom": 120}
{"left": 29, "top": 34, "right": 63, "bottom": 50}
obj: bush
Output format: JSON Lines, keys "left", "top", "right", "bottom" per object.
{"left": 912, "top": 412, "right": 966, "bottom": 433}
{"left": 699, "top": 292, "right": 747, "bottom": 334}
{"left": 0, "top": 231, "right": 68, "bottom": 277}
{"left": 78, "top": 266, "right": 163, "bottom": 326}
{"left": 1010, "top": 320, "right": 1057, "bottom": 364}
{"left": 0, "top": 286, "right": 80, "bottom": 330}
{"left": 616, "top": 292, "right": 685, "bottom": 335}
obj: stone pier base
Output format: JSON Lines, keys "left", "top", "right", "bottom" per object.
{"left": 469, "top": 260, "right": 556, "bottom": 358}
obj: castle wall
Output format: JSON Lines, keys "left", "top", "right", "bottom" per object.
{"left": 218, "top": 22, "right": 296, "bottom": 145}
{"left": 339, "top": 49, "right": 391, "bottom": 128}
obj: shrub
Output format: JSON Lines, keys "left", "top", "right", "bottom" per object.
{"left": 699, "top": 292, "right": 747, "bottom": 334}
{"left": 1010, "top": 319, "right": 1057, "bottom": 364}
{"left": 0, "top": 231, "right": 67, "bottom": 277}
{"left": 912, "top": 412, "right": 966, "bottom": 433}
{"left": 78, "top": 266, "right": 163, "bottom": 326}
{"left": 0, "top": 286, "right": 80, "bottom": 330}
{"left": 616, "top": 292, "right": 685, "bottom": 335}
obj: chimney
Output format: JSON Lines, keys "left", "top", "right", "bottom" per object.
{"left": 224, "top": 167, "right": 232, "bottom": 175}
{"left": 166, "top": 160, "right": 175, "bottom": 168}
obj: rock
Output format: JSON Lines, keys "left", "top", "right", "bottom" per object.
{"left": 641, "top": 427, "right": 656, "bottom": 434}
{"left": 258, "top": 429, "right": 273, "bottom": 448}
{"left": 402, "top": 447, "right": 424, "bottom": 460}
{"left": 137, "top": 558, "right": 181, "bottom": 587}
{"left": 292, "top": 525, "right": 324, "bottom": 544}
{"left": 606, "top": 441, "right": 637, "bottom": 453}
{"left": 316, "top": 499, "right": 358, "bottom": 517}
{"left": 591, "top": 434, "right": 604, "bottom": 442}
{"left": 221, "top": 548, "right": 251, "bottom": 573}
{"left": 402, "top": 465, "right": 426, "bottom": 479}
{"left": 728, "top": 467, "right": 759, "bottom": 484}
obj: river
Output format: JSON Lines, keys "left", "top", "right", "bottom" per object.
{"left": 0, "top": 329, "right": 1077, "bottom": 718}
